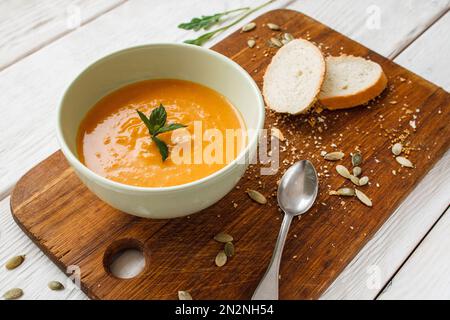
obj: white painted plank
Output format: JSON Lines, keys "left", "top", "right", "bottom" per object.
{"left": 395, "top": 12, "right": 450, "bottom": 91}
{"left": 288, "top": 0, "right": 450, "bottom": 58}
{"left": 0, "top": 0, "right": 289, "bottom": 200}
{"left": 321, "top": 151, "right": 450, "bottom": 299}
{"left": 0, "top": 197, "right": 87, "bottom": 300}
{"left": 0, "top": 0, "right": 126, "bottom": 71}
{"left": 378, "top": 207, "right": 450, "bottom": 300}
{"left": 0, "top": 0, "right": 448, "bottom": 300}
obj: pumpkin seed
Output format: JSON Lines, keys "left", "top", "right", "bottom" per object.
{"left": 350, "top": 175, "right": 360, "bottom": 186}
{"left": 247, "top": 39, "right": 256, "bottom": 48}
{"left": 351, "top": 152, "right": 362, "bottom": 166}
{"left": 5, "top": 255, "right": 25, "bottom": 270}
{"left": 359, "top": 176, "right": 369, "bottom": 186}
{"left": 283, "top": 33, "right": 294, "bottom": 42}
{"left": 353, "top": 166, "right": 362, "bottom": 177}
{"left": 355, "top": 189, "right": 372, "bottom": 207}
{"left": 267, "top": 23, "right": 281, "bottom": 30}
{"left": 3, "top": 288, "right": 23, "bottom": 300}
{"left": 270, "top": 37, "right": 283, "bottom": 48}
{"left": 178, "top": 290, "right": 193, "bottom": 300}
{"left": 224, "top": 242, "right": 235, "bottom": 257}
{"left": 214, "top": 232, "right": 233, "bottom": 243}
{"left": 48, "top": 281, "right": 64, "bottom": 291}
{"left": 242, "top": 22, "right": 256, "bottom": 32}
{"left": 392, "top": 143, "right": 403, "bottom": 156}
{"left": 324, "top": 151, "right": 344, "bottom": 161}
{"left": 281, "top": 39, "right": 290, "bottom": 45}
{"left": 336, "top": 188, "right": 355, "bottom": 196}
{"left": 215, "top": 251, "right": 227, "bottom": 267}
{"left": 246, "top": 189, "right": 267, "bottom": 204}
{"left": 336, "top": 165, "right": 351, "bottom": 179}
{"left": 396, "top": 156, "right": 414, "bottom": 168}
{"left": 271, "top": 127, "right": 285, "bottom": 141}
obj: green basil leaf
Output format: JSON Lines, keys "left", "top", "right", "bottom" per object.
{"left": 149, "top": 104, "right": 167, "bottom": 132}
{"left": 152, "top": 136, "right": 169, "bottom": 161}
{"left": 136, "top": 110, "right": 153, "bottom": 134}
{"left": 157, "top": 123, "right": 187, "bottom": 134}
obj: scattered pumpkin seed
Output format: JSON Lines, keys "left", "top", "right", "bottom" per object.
{"left": 359, "top": 176, "right": 369, "bottom": 186}
{"left": 267, "top": 23, "right": 281, "bottom": 30}
{"left": 392, "top": 143, "right": 403, "bottom": 156}
{"left": 5, "top": 255, "right": 25, "bottom": 270}
{"left": 215, "top": 251, "right": 227, "bottom": 267}
{"left": 178, "top": 290, "right": 193, "bottom": 300}
{"left": 48, "top": 281, "right": 64, "bottom": 291}
{"left": 324, "top": 151, "right": 345, "bottom": 161}
{"left": 271, "top": 127, "right": 285, "bottom": 141}
{"left": 336, "top": 188, "right": 355, "bottom": 196}
{"left": 353, "top": 166, "right": 362, "bottom": 177}
{"left": 242, "top": 22, "right": 256, "bottom": 32}
{"left": 214, "top": 232, "right": 233, "bottom": 243}
{"left": 396, "top": 156, "right": 413, "bottom": 168}
{"left": 355, "top": 189, "right": 372, "bottom": 207}
{"left": 246, "top": 189, "right": 267, "bottom": 204}
{"left": 224, "top": 242, "right": 235, "bottom": 257}
{"left": 247, "top": 39, "right": 256, "bottom": 48}
{"left": 269, "top": 37, "right": 283, "bottom": 48}
{"left": 3, "top": 288, "right": 23, "bottom": 300}
{"left": 281, "top": 39, "right": 290, "bottom": 45}
{"left": 336, "top": 165, "right": 351, "bottom": 179}
{"left": 352, "top": 152, "right": 363, "bottom": 166}
{"left": 350, "top": 175, "right": 360, "bottom": 186}
{"left": 283, "top": 33, "right": 294, "bottom": 42}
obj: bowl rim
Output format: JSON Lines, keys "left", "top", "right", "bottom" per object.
{"left": 56, "top": 42, "right": 265, "bottom": 193}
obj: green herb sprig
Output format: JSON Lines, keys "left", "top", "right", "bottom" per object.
{"left": 181, "top": 0, "right": 275, "bottom": 46}
{"left": 137, "top": 104, "right": 186, "bottom": 161}
{"left": 178, "top": 7, "right": 249, "bottom": 31}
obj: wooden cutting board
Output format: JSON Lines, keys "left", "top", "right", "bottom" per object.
{"left": 10, "top": 9, "right": 449, "bottom": 300}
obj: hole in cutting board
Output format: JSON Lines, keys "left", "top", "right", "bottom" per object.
{"left": 103, "top": 239, "right": 146, "bottom": 279}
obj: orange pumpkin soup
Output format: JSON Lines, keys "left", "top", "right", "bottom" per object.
{"left": 77, "top": 79, "right": 246, "bottom": 187}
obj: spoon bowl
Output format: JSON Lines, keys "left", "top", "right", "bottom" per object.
{"left": 277, "top": 160, "right": 319, "bottom": 216}
{"left": 252, "top": 160, "right": 318, "bottom": 300}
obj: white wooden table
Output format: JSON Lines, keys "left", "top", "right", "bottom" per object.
{"left": 0, "top": 0, "right": 449, "bottom": 300}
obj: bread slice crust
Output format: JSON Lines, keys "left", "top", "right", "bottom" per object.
{"left": 319, "top": 55, "right": 388, "bottom": 110}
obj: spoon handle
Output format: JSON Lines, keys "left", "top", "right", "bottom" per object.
{"left": 252, "top": 213, "right": 293, "bottom": 300}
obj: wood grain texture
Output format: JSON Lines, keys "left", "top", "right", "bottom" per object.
{"left": 9, "top": 10, "right": 450, "bottom": 300}
{"left": 378, "top": 208, "right": 450, "bottom": 300}
{"left": 0, "top": 0, "right": 126, "bottom": 71}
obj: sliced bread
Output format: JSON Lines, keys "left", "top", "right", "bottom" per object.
{"left": 318, "top": 55, "right": 387, "bottom": 110}
{"left": 263, "top": 39, "right": 326, "bottom": 114}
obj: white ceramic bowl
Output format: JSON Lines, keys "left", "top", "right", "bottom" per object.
{"left": 56, "top": 43, "right": 264, "bottom": 219}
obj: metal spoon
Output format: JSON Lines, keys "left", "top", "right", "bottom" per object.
{"left": 252, "top": 160, "right": 318, "bottom": 300}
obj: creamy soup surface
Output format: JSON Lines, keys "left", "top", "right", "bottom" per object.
{"left": 77, "top": 79, "right": 246, "bottom": 187}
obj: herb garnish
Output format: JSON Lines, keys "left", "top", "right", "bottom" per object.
{"left": 181, "top": 0, "right": 275, "bottom": 46}
{"left": 137, "top": 104, "right": 186, "bottom": 161}
{"left": 178, "top": 7, "right": 249, "bottom": 31}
